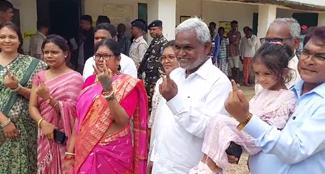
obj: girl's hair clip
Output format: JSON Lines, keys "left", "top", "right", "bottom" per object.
{"left": 269, "top": 41, "right": 283, "bottom": 46}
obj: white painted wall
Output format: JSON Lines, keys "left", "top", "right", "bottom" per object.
{"left": 9, "top": 0, "right": 37, "bottom": 53}
{"left": 289, "top": 0, "right": 325, "bottom": 6}
{"left": 9, "top": 0, "right": 324, "bottom": 52}
{"left": 318, "top": 13, "right": 325, "bottom": 26}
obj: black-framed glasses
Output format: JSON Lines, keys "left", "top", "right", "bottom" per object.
{"left": 300, "top": 49, "right": 325, "bottom": 61}
{"left": 260, "top": 37, "right": 293, "bottom": 44}
{"left": 94, "top": 54, "right": 115, "bottom": 60}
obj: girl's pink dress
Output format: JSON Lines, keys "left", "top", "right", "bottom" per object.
{"left": 34, "top": 71, "right": 84, "bottom": 174}
{"left": 191, "top": 89, "right": 296, "bottom": 173}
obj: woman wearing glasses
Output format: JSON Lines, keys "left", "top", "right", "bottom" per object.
{"left": 148, "top": 40, "right": 179, "bottom": 173}
{"left": 65, "top": 39, "right": 149, "bottom": 174}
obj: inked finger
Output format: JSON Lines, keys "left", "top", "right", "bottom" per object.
{"left": 103, "top": 60, "right": 108, "bottom": 73}
{"left": 5, "top": 68, "right": 12, "bottom": 77}
{"left": 107, "top": 67, "right": 113, "bottom": 76}
{"left": 231, "top": 80, "right": 238, "bottom": 92}
{"left": 159, "top": 83, "right": 163, "bottom": 93}
{"left": 39, "top": 79, "right": 45, "bottom": 87}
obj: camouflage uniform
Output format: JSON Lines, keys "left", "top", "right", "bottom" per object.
{"left": 138, "top": 35, "right": 168, "bottom": 115}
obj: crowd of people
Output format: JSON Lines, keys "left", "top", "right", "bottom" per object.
{"left": 0, "top": 0, "right": 325, "bottom": 174}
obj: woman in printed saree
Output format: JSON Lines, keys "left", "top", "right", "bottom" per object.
{"left": 65, "top": 39, "right": 149, "bottom": 174}
{"left": 0, "top": 22, "right": 48, "bottom": 173}
{"left": 29, "top": 35, "right": 84, "bottom": 174}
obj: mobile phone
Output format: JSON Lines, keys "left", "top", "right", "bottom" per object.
{"left": 53, "top": 129, "right": 68, "bottom": 145}
{"left": 225, "top": 141, "right": 242, "bottom": 163}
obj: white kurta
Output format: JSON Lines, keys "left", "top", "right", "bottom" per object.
{"left": 151, "top": 59, "right": 232, "bottom": 174}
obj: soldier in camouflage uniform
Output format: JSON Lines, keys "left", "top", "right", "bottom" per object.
{"left": 138, "top": 20, "right": 168, "bottom": 115}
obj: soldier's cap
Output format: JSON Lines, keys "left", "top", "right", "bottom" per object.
{"left": 131, "top": 20, "right": 147, "bottom": 32}
{"left": 148, "top": 20, "right": 162, "bottom": 29}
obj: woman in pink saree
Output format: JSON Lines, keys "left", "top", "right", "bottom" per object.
{"left": 65, "top": 39, "right": 149, "bottom": 174}
{"left": 29, "top": 35, "right": 84, "bottom": 174}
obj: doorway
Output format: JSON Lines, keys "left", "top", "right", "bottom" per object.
{"left": 292, "top": 13, "right": 318, "bottom": 27}
{"left": 37, "top": 0, "right": 82, "bottom": 40}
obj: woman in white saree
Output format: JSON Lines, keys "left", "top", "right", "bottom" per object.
{"left": 148, "top": 40, "right": 179, "bottom": 173}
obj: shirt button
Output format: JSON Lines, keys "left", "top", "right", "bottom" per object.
{"left": 188, "top": 96, "right": 190, "bottom": 98}
{"left": 293, "top": 116, "right": 296, "bottom": 120}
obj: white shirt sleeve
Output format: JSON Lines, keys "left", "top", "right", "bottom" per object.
{"left": 166, "top": 78, "right": 232, "bottom": 138}
{"left": 121, "top": 57, "right": 138, "bottom": 78}
{"left": 150, "top": 138, "right": 156, "bottom": 162}
{"left": 83, "top": 57, "right": 95, "bottom": 81}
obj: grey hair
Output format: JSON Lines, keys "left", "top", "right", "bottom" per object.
{"left": 175, "top": 17, "right": 211, "bottom": 44}
{"left": 270, "top": 18, "right": 301, "bottom": 38}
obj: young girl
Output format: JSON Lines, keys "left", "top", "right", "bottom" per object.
{"left": 190, "top": 42, "right": 297, "bottom": 174}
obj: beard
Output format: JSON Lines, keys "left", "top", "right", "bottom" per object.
{"left": 177, "top": 56, "right": 207, "bottom": 71}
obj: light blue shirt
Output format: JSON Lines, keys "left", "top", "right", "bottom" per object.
{"left": 244, "top": 80, "right": 325, "bottom": 174}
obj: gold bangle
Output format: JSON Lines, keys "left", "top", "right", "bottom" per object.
{"left": 237, "top": 113, "right": 252, "bottom": 131}
{"left": 37, "top": 118, "right": 44, "bottom": 128}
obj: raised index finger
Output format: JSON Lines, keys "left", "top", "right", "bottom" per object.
{"left": 5, "top": 67, "right": 12, "bottom": 77}
{"left": 231, "top": 79, "right": 238, "bottom": 92}
{"left": 102, "top": 60, "right": 108, "bottom": 73}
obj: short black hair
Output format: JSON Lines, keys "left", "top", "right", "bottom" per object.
{"left": 37, "top": 20, "right": 50, "bottom": 30}
{"left": 252, "top": 42, "right": 293, "bottom": 83}
{"left": 0, "top": 0, "right": 13, "bottom": 13}
{"left": 218, "top": 27, "right": 225, "bottom": 32}
{"left": 209, "top": 22, "right": 216, "bottom": 28}
{"left": 96, "top": 15, "right": 110, "bottom": 24}
{"left": 163, "top": 40, "right": 175, "bottom": 50}
{"left": 94, "top": 23, "right": 117, "bottom": 38}
{"left": 80, "top": 15, "right": 92, "bottom": 24}
{"left": 231, "top": 20, "right": 238, "bottom": 25}
{"left": 246, "top": 28, "right": 253, "bottom": 33}
{"left": 94, "top": 39, "right": 121, "bottom": 58}
{"left": 304, "top": 26, "right": 325, "bottom": 46}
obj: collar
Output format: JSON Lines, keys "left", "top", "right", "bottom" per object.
{"left": 134, "top": 36, "right": 144, "bottom": 42}
{"left": 183, "top": 58, "right": 213, "bottom": 80}
{"left": 38, "top": 31, "right": 46, "bottom": 39}
{"left": 154, "top": 35, "right": 164, "bottom": 40}
{"left": 292, "top": 80, "right": 325, "bottom": 99}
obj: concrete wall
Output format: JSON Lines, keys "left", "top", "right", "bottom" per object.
{"left": 289, "top": 0, "right": 325, "bottom": 6}
{"left": 9, "top": 0, "right": 325, "bottom": 52}
{"left": 9, "top": 0, "right": 37, "bottom": 53}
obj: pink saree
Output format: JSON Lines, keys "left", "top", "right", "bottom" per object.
{"left": 73, "top": 74, "right": 149, "bottom": 174}
{"left": 34, "top": 71, "right": 84, "bottom": 174}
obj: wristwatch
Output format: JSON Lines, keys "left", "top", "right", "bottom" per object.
{"left": 237, "top": 113, "right": 252, "bottom": 131}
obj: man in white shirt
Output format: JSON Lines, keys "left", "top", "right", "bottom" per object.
{"left": 129, "top": 20, "right": 148, "bottom": 68}
{"left": 151, "top": 17, "right": 232, "bottom": 174}
{"left": 83, "top": 23, "right": 137, "bottom": 80}
{"left": 256, "top": 18, "right": 301, "bottom": 93}
{"left": 240, "top": 27, "right": 257, "bottom": 86}
{"left": 30, "top": 20, "right": 49, "bottom": 59}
